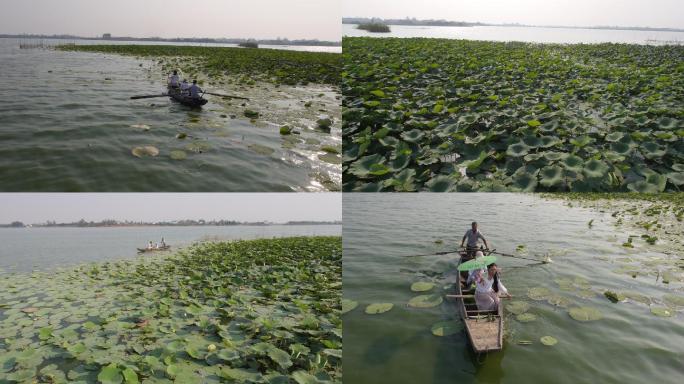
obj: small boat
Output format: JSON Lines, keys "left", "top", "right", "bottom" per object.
{"left": 137, "top": 245, "right": 171, "bottom": 253}
{"left": 454, "top": 249, "right": 503, "bottom": 353}
{"left": 167, "top": 87, "right": 207, "bottom": 107}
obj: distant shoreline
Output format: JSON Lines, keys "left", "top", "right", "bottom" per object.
{"left": 0, "top": 221, "right": 342, "bottom": 229}
{"left": 342, "top": 18, "right": 684, "bottom": 33}
{"left": 0, "top": 34, "right": 341, "bottom": 47}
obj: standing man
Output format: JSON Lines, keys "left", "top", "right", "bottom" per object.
{"left": 168, "top": 70, "right": 180, "bottom": 89}
{"left": 460, "top": 221, "right": 489, "bottom": 259}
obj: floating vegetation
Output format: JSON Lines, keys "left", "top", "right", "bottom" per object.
{"left": 280, "top": 126, "right": 292, "bottom": 135}
{"left": 407, "top": 294, "right": 443, "bottom": 308}
{"left": 341, "top": 299, "right": 359, "bottom": 314}
{"left": 604, "top": 290, "right": 626, "bottom": 303}
{"left": 131, "top": 145, "right": 159, "bottom": 158}
{"left": 650, "top": 306, "right": 674, "bottom": 317}
{"left": 0, "top": 236, "right": 342, "bottom": 383}
{"left": 342, "top": 37, "right": 684, "bottom": 191}
{"left": 130, "top": 124, "right": 150, "bottom": 131}
{"left": 624, "top": 292, "right": 651, "bottom": 305}
{"left": 540, "top": 336, "right": 558, "bottom": 346}
{"left": 663, "top": 293, "right": 684, "bottom": 307}
{"left": 515, "top": 313, "right": 537, "bottom": 322}
{"left": 319, "top": 153, "right": 343, "bottom": 165}
{"left": 365, "top": 303, "right": 394, "bottom": 314}
{"left": 507, "top": 301, "right": 531, "bottom": 315}
{"left": 169, "top": 150, "right": 187, "bottom": 160}
{"left": 430, "top": 320, "right": 463, "bottom": 337}
{"left": 547, "top": 295, "right": 573, "bottom": 307}
{"left": 59, "top": 45, "right": 341, "bottom": 86}
{"left": 248, "top": 143, "right": 275, "bottom": 156}
{"left": 244, "top": 109, "right": 260, "bottom": 119}
{"left": 527, "top": 287, "right": 552, "bottom": 301}
{"left": 410, "top": 282, "right": 435, "bottom": 292}
{"left": 568, "top": 306, "right": 603, "bottom": 321}
{"left": 516, "top": 340, "right": 533, "bottom": 345}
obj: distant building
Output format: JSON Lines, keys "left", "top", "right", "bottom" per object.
{"left": 102, "top": 33, "right": 112, "bottom": 40}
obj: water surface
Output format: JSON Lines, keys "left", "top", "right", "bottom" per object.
{"left": 343, "top": 193, "right": 683, "bottom": 384}
{"left": 343, "top": 24, "right": 684, "bottom": 44}
{"left": 0, "top": 38, "right": 340, "bottom": 191}
{"left": 0, "top": 225, "right": 341, "bottom": 272}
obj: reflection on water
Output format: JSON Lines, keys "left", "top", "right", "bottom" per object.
{"left": 343, "top": 194, "right": 683, "bottom": 384}
{"left": 0, "top": 225, "right": 341, "bottom": 272}
{"left": 343, "top": 24, "right": 684, "bottom": 44}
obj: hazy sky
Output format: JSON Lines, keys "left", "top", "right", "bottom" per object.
{"left": 0, "top": 194, "right": 341, "bottom": 223}
{"left": 0, "top": 0, "right": 340, "bottom": 40}
{"left": 344, "top": 0, "right": 683, "bottom": 29}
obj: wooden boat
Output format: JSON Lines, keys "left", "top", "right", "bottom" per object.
{"left": 453, "top": 249, "right": 503, "bottom": 353}
{"left": 167, "top": 87, "right": 207, "bottom": 107}
{"left": 137, "top": 245, "right": 171, "bottom": 253}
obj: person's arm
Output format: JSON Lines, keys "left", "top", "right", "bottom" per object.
{"left": 498, "top": 279, "right": 511, "bottom": 297}
{"left": 461, "top": 231, "right": 467, "bottom": 247}
{"left": 479, "top": 232, "right": 489, "bottom": 249}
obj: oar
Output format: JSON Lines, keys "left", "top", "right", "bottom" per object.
{"left": 490, "top": 250, "right": 551, "bottom": 263}
{"left": 403, "top": 250, "right": 458, "bottom": 258}
{"left": 131, "top": 94, "right": 168, "bottom": 100}
{"left": 203, "top": 92, "right": 250, "bottom": 100}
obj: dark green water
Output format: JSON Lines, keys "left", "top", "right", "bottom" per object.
{"left": 343, "top": 193, "right": 683, "bottom": 384}
{"left": 0, "top": 38, "right": 340, "bottom": 191}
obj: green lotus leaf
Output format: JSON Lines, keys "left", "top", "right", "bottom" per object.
{"left": 217, "top": 348, "right": 240, "bottom": 361}
{"left": 524, "top": 153, "right": 544, "bottom": 162}
{"left": 319, "top": 153, "right": 342, "bottom": 165}
{"left": 666, "top": 172, "right": 684, "bottom": 185}
{"left": 341, "top": 299, "right": 359, "bottom": 314}
{"left": 568, "top": 307, "right": 603, "bottom": 321}
{"left": 365, "top": 303, "right": 393, "bottom": 314}
{"left": 506, "top": 143, "right": 530, "bottom": 157}
{"left": 527, "top": 119, "right": 541, "bottom": 127}
{"left": 370, "top": 89, "right": 385, "bottom": 98}
{"left": 411, "top": 282, "right": 435, "bottom": 292}
{"left": 653, "top": 131, "right": 677, "bottom": 141}
{"left": 522, "top": 135, "right": 542, "bottom": 148}
{"left": 672, "top": 163, "right": 684, "bottom": 172}
{"left": 539, "top": 136, "right": 561, "bottom": 148}
{"left": 431, "top": 320, "right": 463, "bottom": 336}
{"left": 657, "top": 116, "right": 677, "bottom": 130}
{"left": 267, "top": 346, "right": 293, "bottom": 369}
{"left": 401, "top": 129, "right": 425, "bottom": 143}
{"left": 516, "top": 313, "right": 537, "bottom": 322}
{"left": 640, "top": 142, "right": 667, "bottom": 159}
{"left": 547, "top": 295, "right": 573, "bottom": 307}
{"left": 292, "top": 371, "right": 325, "bottom": 384}
{"left": 408, "top": 294, "right": 443, "bottom": 308}
{"left": 561, "top": 155, "right": 584, "bottom": 172}
{"left": 650, "top": 307, "right": 674, "bottom": 317}
{"left": 98, "top": 363, "right": 122, "bottom": 384}
{"left": 122, "top": 368, "right": 139, "bottom": 384}
{"left": 169, "top": 150, "right": 187, "bottom": 160}
{"left": 543, "top": 152, "right": 566, "bottom": 162}
{"left": 221, "top": 368, "right": 263, "bottom": 382}
{"left": 540, "top": 336, "right": 558, "bottom": 346}
{"left": 349, "top": 154, "right": 386, "bottom": 178}
{"left": 610, "top": 142, "right": 632, "bottom": 155}
{"left": 425, "top": 175, "right": 455, "bottom": 192}
{"left": 512, "top": 171, "right": 538, "bottom": 192}
{"left": 583, "top": 159, "right": 609, "bottom": 178}
{"left": 570, "top": 136, "right": 593, "bottom": 148}
{"left": 507, "top": 301, "right": 531, "bottom": 315}
{"left": 527, "top": 287, "right": 551, "bottom": 300}
{"left": 604, "top": 132, "right": 623, "bottom": 142}
{"left": 539, "top": 165, "right": 564, "bottom": 188}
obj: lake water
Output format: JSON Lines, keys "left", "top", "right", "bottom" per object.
{"left": 0, "top": 225, "right": 341, "bottom": 272}
{"left": 0, "top": 38, "right": 340, "bottom": 191}
{"left": 343, "top": 194, "right": 683, "bottom": 384}
{"left": 343, "top": 24, "right": 684, "bottom": 44}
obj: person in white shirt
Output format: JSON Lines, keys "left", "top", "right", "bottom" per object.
{"left": 147, "top": 241, "right": 153, "bottom": 250}
{"left": 473, "top": 263, "right": 511, "bottom": 311}
{"left": 160, "top": 237, "right": 166, "bottom": 247}
{"left": 180, "top": 80, "right": 190, "bottom": 95}
{"left": 168, "top": 71, "right": 180, "bottom": 89}
{"left": 188, "top": 80, "right": 203, "bottom": 99}
{"left": 465, "top": 251, "right": 486, "bottom": 288}
{"left": 460, "top": 221, "right": 489, "bottom": 259}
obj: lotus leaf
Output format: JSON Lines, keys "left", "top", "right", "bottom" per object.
{"left": 408, "top": 294, "right": 443, "bottom": 308}
{"left": 516, "top": 313, "right": 537, "bottom": 322}
{"left": 98, "top": 363, "right": 123, "bottom": 384}
{"left": 411, "top": 282, "right": 435, "bottom": 292}
{"left": 663, "top": 294, "right": 684, "bottom": 307}
{"left": 540, "top": 336, "right": 558, "bottom": 346}
{"left": 431, "top": 321, "right": 463, "bottom": 336}
{"left": 527, "top": 287, "right": 551, "bottom": 300}
{"left": 365, "top": 303, "right": 393, "bottom": 314}
{"left": 131, "top": 146, "right": 159, "bottom": 158}
{"left": 507, "top": 301, "right": 531, "bottom": 315}
{"left": 341, "top": 299, "right": 359, "bottom": 314}
{"left": 583, "top": 159, "right": 609, "bottom": 178}
{"left": 568, "top": 307, "right": 602, "bottom": 321}
{"left": 650, "top": 307, "right": 674, "bottom": 317}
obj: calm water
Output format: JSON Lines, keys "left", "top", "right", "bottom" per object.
{"left": 0, "top": 225, "right": 341, "bottom": 272}
{"left": 343, "top": 24, "right": 684, "bottom": 44}
{"left": 0, "top": 38, "right": 340, "bottom": 191}
{"left": 343, "top": 194, "right": 683, "bottom": 384}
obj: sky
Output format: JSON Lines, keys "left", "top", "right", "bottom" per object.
{"left": 0, "top": 0, "right": 340, "bottom": 40}
{"left": 344, "top": 0, "right": 684, "bottom": 29}
{"left": 0, "top": 194, "right": 341, "bottom": 224}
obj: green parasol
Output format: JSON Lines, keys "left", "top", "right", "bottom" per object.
{"left": 457, "top": 256, "right": 497, "bottom": 271}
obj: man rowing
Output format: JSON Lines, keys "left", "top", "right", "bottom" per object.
{"left": 180, "top": 79, "right": 190, "bottom": 95}
{"left": 188, "top": 80, "right": 203, "bottom": 100}
{"left": 460, "top": 221, "right": 489, "bottom": 259}
{"left": 168, "top": 70, "right": 180, "bottom": 89}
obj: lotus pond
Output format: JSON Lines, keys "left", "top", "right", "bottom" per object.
{"left": 343, "top": 193, "right": 683, "bottom": 384}
{"left": 342, "top": 37, "right": 684, "bottom": 192}
{"left": 0, "top": 236, "right": 342, "bottom": 383}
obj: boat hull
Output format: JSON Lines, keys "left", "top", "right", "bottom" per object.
{"left": 167, "top": 87, "right": 207, "bottom": 107}
{"left": 456, "top": 250, "right": 504, "bottom": 353}
{"left": 137, "top": 246, "right": 171, "bottom": 253}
